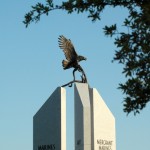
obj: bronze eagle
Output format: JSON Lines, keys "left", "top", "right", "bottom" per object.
{"left": 58, "top": 35, "right": 87, "bottom": 84}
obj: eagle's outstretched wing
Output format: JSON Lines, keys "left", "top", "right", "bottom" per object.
{"left": 58, "top": 35, "right": 77, "bottom": 61}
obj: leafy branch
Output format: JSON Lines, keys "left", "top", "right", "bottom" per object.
{"left": 23, "top": 0, "right": 133, "bottom": 27}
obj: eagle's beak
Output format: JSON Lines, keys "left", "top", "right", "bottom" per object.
{"left": 84, "top": 57, "right": 87, "bottom": 61}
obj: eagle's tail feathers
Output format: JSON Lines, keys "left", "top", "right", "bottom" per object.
{"left": 62, "top": 60, "right": 69, "bottom": 69}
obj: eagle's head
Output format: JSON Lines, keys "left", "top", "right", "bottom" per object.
{"left": 77, "top": 55, "right": 87, "bottom": 62}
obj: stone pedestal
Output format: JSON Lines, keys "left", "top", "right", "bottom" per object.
{"left": 33, "top": 87, "right": 66, "bottom": 150}
{"left": 74, "top": 83, "right": 91, "bottom": 150}
{"left": 90, "top": 88, "right": 116, "bottom": 150}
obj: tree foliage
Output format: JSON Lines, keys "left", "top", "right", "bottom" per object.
{"left": 23, "top": 0, "right": 150, "bottom": 115}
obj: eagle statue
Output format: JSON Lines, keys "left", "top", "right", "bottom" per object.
{"left": 58, "top": 35, "right": 87, "bottom": 86}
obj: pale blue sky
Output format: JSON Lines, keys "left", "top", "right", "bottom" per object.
{"left": 0, "top": 1, "right": 150, "bottom": 150}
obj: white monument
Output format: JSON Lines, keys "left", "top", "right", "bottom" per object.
{"left": 33, "top": 83, "right": 116, "bottom": 150}
{"left": 33, "top": 87, "right": 66, "bottom": 150}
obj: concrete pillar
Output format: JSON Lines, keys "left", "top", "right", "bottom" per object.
{"left": 74, "top": 83, "right": 91, "bottom": 150}
{"left": 90, "top": 88, "right": 116, "bottom": 150}
{"left": 33, "top": 87, "right": 66, "bottom": 150}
